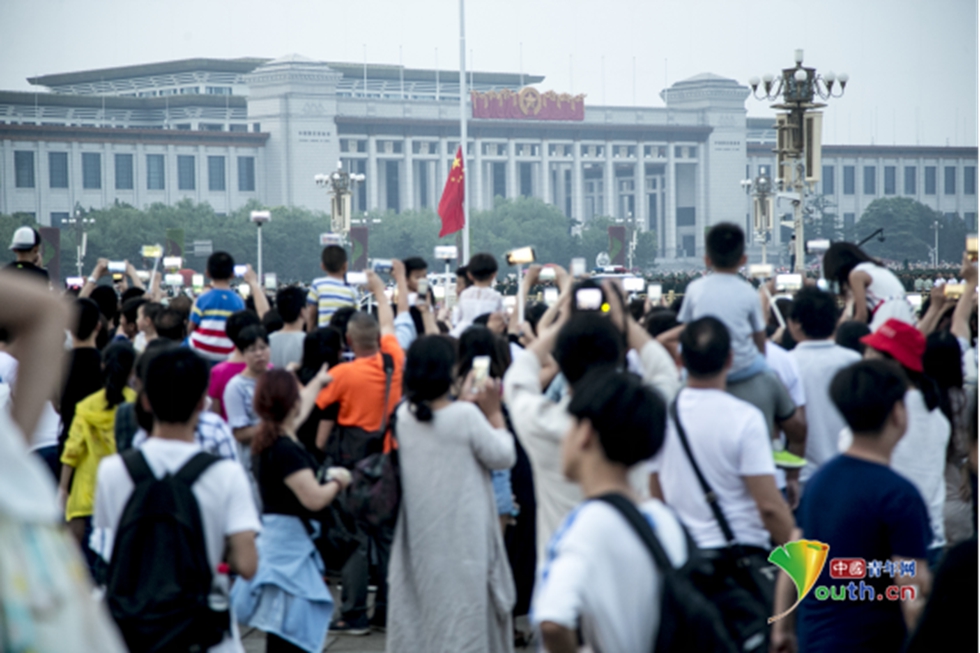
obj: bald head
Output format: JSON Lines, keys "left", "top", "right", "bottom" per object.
{"left": 347, "top": 311, "right": 380, "bottom": 355}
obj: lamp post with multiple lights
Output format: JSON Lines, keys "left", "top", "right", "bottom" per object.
{"left": 315, "top": 162, "right": 366, "bottom": 236}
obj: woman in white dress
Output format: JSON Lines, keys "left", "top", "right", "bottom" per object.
{"left": 824, "top": 242, "right": 914, "bottom": 330}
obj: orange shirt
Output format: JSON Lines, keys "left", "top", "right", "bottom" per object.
{"left": 315, "top": 334, "right": 404, "bottom": 432}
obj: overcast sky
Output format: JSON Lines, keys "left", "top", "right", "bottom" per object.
{"left": 1, "top": 0, "right": 976, "bottom": 147}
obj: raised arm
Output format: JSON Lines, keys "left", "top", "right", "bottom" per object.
{"left": 848, "top": 268, "right": 873, "bottom": 325}
{"left": 392, "top": 259, "right": 410, "bottom": 317}
{"left": 78, "top": 258, "right": 109, "bottom": 298}
{"left": 242, "top": 265, "right": 269, "bottom": 319}
{"left": 125, "top": 260, "right": 146, "bottom": 291}
{"left": 952, "top": 252, "right": 978, "bottom": 341}
{"left": 367, "top": 270, "right": 394, "bottom": 337}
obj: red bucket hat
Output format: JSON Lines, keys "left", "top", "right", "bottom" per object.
{"left": 860, "top": 318, "right": 925, "bottom": 373}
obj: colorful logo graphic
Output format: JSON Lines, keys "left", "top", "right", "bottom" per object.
{"left": 767, "top": 539, "right": 830, "bottom": 624}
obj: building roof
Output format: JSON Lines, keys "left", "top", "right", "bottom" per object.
{"left": 748, "top": 142, "right": 978, "bottom": 158}
{"left": 0, "top": 90, "right": 247, "bottom": 110}
{"left": 28, "top": 58, "right": 269, "bottom": 87}
{"left": 28, "top": 56, "right": 545, "bottom": 90}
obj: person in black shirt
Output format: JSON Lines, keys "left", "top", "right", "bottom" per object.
{"left": 6, "top": 226, "right": 49, "bottom": 284}
{"left": 58, "top": 299, "right": 105, "bottom": 459}
{"left": 231, "top": 368, "right": 350, "bottom": 653}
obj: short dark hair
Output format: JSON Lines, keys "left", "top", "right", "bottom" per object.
{"left": 645, "top": 308, "right": 680, "bottom": 338}
{"left": 275, "top": 286, "right": 307, "bottom": 324}
{"left": 554, "top": 313, "right": 624, "bottom": 385}
{"left": 568, "top": 367, "right": 668, "bottom": 466}
{"left": 329, "top": 306, "right": 358, "bottom": 342}
{"left": 467, "top": 253, "right": 498, "bottom": 282}
{"left": 525, "top": 302, "right": 548, "bottom": 335}
{"left": 140, "top": 301, "right": 164, "bottom": 325}
{"left": 790, "top": 288, "right": 839, "bottom": 339}
{"left": 233, "top": 324, "right": 269, "bottom": 352}
{"left": 121, "top": 287, "right": 145, "bottom": 303}
{"left": 836, "top": 320, "right": 871, "bottom": 355}
{"left": 321, "top": 245, "right": 348, "bottom": 274}
{"left": 262, "top": 308, "right": 284, "bottom": 335}
{"left": 144, "top": 348, "right": 209, "bottom": 424}
{"left": 680, "top": 316, "right": 731, "bottom": 378}
{"left": 137, "top": 338, "right": 176, "bottom": 383}
{"left": 120, "top": 297, "right": 148, "bottom": 325}
{"left": 153, "top": 308, "right": 185, "bottom": 341}
{"left": 73, "top": 298, "right": 102, "bottom": 340}
{"left": 705, "top": 223, "right": 745, "bottom": 269}
{"left": 830, "top": 360, "right": 909, "bottom": 435}
{"left": 403, "top": 257, "right": 428, "bottom": 275}
{"left": 207, "top": 251, "right": 235, "bottom": 281}
{"left": 168, "top": 294, "right": 192, "bottom": 321}
{"left": 89, "top": 285, "right": 119, "bottom": 322}
{"left": 226, "top": 310, "right": 261, "bottom": 347}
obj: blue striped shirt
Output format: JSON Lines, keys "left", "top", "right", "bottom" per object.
{"left": 307, "top": 276, "right": 358, "bottom": 327}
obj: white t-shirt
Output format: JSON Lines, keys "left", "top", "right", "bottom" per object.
{"left": 647, "top": 388, "right": 776, "bottom": 549}
{"left": 790, "top": 340, "right": 862, "bottom": 483}
{"left": 531, "top": 499, "right": 688, "bottom": 653}
{"left": 94, "top": 438, "right": 261, "bottom": 653}
{"left": 838, "top": 389, "right": 950, "bottom": 550}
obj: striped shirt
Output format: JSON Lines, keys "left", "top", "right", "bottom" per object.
{"left": 307, "top": 276, "right": 358, "bottom": 327}
{"left": 189, "top": 289, "right": 246, "bottom": 361}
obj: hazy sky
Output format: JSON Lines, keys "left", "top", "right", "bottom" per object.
{"left": 1, "top": 0, "right": 976, "bottom": 147}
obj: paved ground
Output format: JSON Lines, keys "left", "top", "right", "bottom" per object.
{"left": 239, "top": 583, "right": 535, "bottom": 652}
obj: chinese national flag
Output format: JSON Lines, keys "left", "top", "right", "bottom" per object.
{"left": 438, "top": 147, "right": 465, "bottom": 237}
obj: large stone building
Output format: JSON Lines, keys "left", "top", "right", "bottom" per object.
{"left": 1, "top": 55, "right": 976, "bottom": 262}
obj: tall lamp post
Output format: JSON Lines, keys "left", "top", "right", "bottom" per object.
{"left": 748, "top": 50, "right": 848, "bottom": 273}
{"left": 65, "top": 209, "right": 95, "bottom": 277}
{"left": 932, "top": 219, "right": 942, "bottom": 267}
{"left": 250, "top": 210, "right": 271, "bottom": 279}
{"left": 315, "top": 162, "right": 366, "bottom": 236}
{"left": 741, "top": 174, "right": 774, "bottom": 264}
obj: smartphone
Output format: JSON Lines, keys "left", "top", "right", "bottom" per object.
{"left": 416, "top": 277, "right": 429, "bottom": 297}
{"left": 775, "top": 273, "right": 803, "bottom": 292}
{"left": 163, "top": 256, "right": 182, "bottom": 269}
{"left": 906, "top": 293, "right": 924, "bottom": 313}
{"left": 433, "top": 285, "right": 446, "bottom": 300}
{"left": 372, "top": 259, "right": 394, "bottom": 274}
{"left": 647, "top": 284, "right": 662, "bottom": 303}
{"left": 471, "top": 356, "right": 491, "bottom": 393}
{"left": 539, "top": 267, "right": 557, "bottom": 282}
{"left": 141, "top": 245, "right": 163, "bottom": 259}
{"left": 506, "top": 247, "right": 536, "bottom": 266}
{"left": 192, "top": 273, "right": 205, "bottom": 288}
{"left": 623, "top": 277, "right": 645, "bottom": 292}
{"left": 238, "top": 283, "right": 251, "bottom": 299}
{"left": 108, "top": 261, "right": 126, "bottom": 273}
{"left": 944, "top": 284, "right": 965, "bottom": 299}
{"left": 575, "top": 287, "right": 604, "bottom": 311}
{"left": 164, "top": 273, "right": 184, "bottom": 287}
{"left": 544, "top": 287, "right": 559, "bottom": 306}
{"left": 233, "top": 264, "right": 247, "bottom": 278}
{"left": 66, "top": 276, "right": 84, "bottom": 288}
{"left": 346, "top": 271, "right": 368, "bottom": 286}
{"left": 748, "top": 264, "right": 774, "bottom": 279}
{"left": 264, "top": 273, "right": 277, "bottom": 291}
{"left": 135, "top": 270, "right": 150, "bottom": 282}
{"left": 571, "top": 258, "right": 587, "bottom": 277}
{"left": 968, "top": 234, "right": 978, "bottom": 262}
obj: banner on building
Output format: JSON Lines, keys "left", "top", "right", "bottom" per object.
{"left": 39, "top": 227, "right": 61, "bottom": 283}
{"left": 471, "top": 88, "right": 585, "bottom": 121}
{"left": 608, "top": 226, "right": 627, "bottom": 267}
{"left": 349, "top": 226, "right": 369, "bottom": 270}
{"left": 166, "top": 229, "right": 184, "bottom": 258}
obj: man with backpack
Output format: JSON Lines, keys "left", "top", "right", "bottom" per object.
{"left": 531, "top": 367, "right": 692, "bottom": 652}
{"left": 94, "top": 348, "right": 260, "bottom": 652}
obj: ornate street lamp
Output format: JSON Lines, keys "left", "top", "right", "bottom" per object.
{"left": 315, "top": 162, "right": 365, "bottom": 235}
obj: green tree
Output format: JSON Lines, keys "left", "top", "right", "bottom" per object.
{"left": 807, "top": 195, "right": 840, "bottom": 242}
{"left": 856, "top": 197, "right": 968, "bottom": 264}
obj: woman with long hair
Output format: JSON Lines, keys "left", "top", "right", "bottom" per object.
{"left": 231, "top": 368, "right": 350, "bottom": 653}
{"left": 295, "top": 327, "right": 343, "bottom": 460}
{"left": 823, "top": 241, "right": 914, "bottom": 329}
{"left": 457, "top": 325, "right": 538, "bottom": 633}
{"left": 387, "top": 335, "right": 516, "bottom": 653}
{"left": 59, "top": 341, "right": 136, "bottom": 575}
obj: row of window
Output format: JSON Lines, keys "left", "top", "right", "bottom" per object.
{"left": 821, "top": 165, "right": 976, "bottom": 196}
{"left": 12, "top": 151, "right": 256, "bottom": 192}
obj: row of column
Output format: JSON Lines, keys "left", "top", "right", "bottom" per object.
{"left": 355, "top": 136, "right": 698, "bottom": 258}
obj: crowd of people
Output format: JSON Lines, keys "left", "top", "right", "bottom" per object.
{"left": 0, "top": 220, "right": 977, "bottom": 653}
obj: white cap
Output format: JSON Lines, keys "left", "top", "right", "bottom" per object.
{"left": 9, "top": 226, "right": 41, "bottom": 251}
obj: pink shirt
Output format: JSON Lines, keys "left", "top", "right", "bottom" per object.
{"left": 208, "top": 362, "right": 247, "bottom": 420}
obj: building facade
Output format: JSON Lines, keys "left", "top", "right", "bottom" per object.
{"left": 1, "top": 56, "right": 976, "bottom": 262}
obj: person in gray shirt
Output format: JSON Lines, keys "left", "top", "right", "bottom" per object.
{"left": 269, "top": 286, "right": 307, "bottom": 369}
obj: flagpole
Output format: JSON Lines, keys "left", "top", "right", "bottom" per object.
{"left": 459, "top": 0, "right": 470, "bottom": 264}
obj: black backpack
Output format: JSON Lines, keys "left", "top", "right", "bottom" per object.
{"left": 323, "top": 353, "right": 395, "bottom": 469}
{"left": 106, "top": 449, "right": 229, "bottom": 653}
{"left": 596, "top": 494, "right": 738, "bottom": 653}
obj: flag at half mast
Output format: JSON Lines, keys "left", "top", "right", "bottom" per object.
{"left": 438, "top": 147, "right": 465, "bottom": 237}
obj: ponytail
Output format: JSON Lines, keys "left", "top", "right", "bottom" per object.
{"left": 103, "top": 342, "right": 136, "bottom": 409}
{"left": 408, "top": 393, "right": 434, "bottom": 422}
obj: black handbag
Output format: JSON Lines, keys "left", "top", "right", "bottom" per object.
{"left": 669, "top": 399, "right": 775, "bottom": 653}
{"left": 347, "top": 404, "right": 401, "bottom": 528}
{"left": 322, "top": 353, "right": 395, "bottom": 469}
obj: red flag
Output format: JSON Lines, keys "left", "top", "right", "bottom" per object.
{"left": 438, "top": 147, "right": 465, "bottom": 237}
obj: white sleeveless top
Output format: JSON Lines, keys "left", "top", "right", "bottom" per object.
{"left": 855, "top": 262, "right": 914, "bottom": 330}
